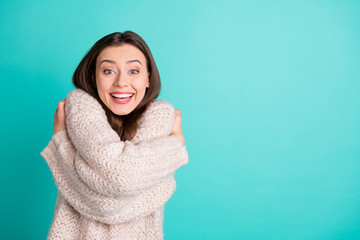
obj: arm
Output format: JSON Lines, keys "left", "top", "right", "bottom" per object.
{"left": 64, "top": 89, "right": 188, "bottom": 197}
{"left": 41, "top": 89, "right": 188, "bottom": 224}
{"left": 41, "top": 130, "right": 178, "bottom": 224}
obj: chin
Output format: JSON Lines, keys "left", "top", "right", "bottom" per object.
{"left": 111, "top": 106, "right": 136, "bottom": 116}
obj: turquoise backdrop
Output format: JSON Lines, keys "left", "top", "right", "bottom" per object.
{"left": 1, "top": 0, "right": 359, "bottom": 239}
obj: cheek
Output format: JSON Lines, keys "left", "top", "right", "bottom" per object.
{"left": 95, "top": 77, "right": 110, "bottom": 100}
{"left": 96, "top": 76, "right": 109, "bottom": 90}
{"left": 135, "top": 79, "right": 149, "bottom": 95}
{"left": 95, "top": 74, "right": 101, "bottom": 90}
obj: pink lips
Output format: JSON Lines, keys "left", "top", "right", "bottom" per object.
{"left": 111, "top": 91, "right": 133, "bottom": 94}
{"left": 110, "top": 92, "right": 134, "bottom": 105}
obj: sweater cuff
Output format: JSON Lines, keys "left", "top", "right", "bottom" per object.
{"left": 52, "top": 130, "right": 70, "bottom": 147}
{"left": 40, "top": 139, "right": 57, "bottom": 168}
{"left": 40, "top": 130, "right": 70, "bottom": 166}
{"left": 167, "top": 135, "right": 189, "bottom": 167}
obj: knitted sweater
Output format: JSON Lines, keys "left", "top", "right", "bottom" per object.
{"left": 40, "top": 89, "right": 188, "bottom": 240}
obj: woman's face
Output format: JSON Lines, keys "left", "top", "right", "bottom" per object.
{"left": 95, "top": 44, "right": 149, "bottom": 116}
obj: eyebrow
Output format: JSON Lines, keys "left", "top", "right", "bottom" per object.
{"left": 100, "top": 59, "right": 142, "bottom": 66}
{"left": 100, "top": 59, "right": 116, "bottom": 65}
{"left": 127, "top": 59, "right": 142, "bottom": 66}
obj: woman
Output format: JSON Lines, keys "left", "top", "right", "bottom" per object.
{"left": 41, "top": 31, "right": 188, "bottom": 240}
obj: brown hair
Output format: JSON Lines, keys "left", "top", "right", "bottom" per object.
{"left": 72, "top": 31, "right": 161, "bottom": 141}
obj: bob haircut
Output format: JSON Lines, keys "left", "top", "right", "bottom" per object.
{"left": 72, "top": 31, "right": 161, "bottom": 141}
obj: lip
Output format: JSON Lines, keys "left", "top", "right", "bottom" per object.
{"left": 109, "top": 92, "right": 134, "bottom": 105}
{"left": 111, "top": 91, "right": 134, "bottom": 94}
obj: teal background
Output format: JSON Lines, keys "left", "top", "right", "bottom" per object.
{"left": 1, "top": 0, "right": 359, "bottom": 239}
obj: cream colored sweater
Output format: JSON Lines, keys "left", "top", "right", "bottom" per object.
{"left": 41, "top": 89, "right": 188, "bottom": 240}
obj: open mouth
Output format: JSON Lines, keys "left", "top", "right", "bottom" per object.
{"left": 110, "top": 93, "right": 134, "bottom": 100}
{"left": 110, "top": 92, "right": 134, "bottom": 104}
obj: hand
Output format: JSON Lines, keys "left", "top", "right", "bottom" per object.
{"left": 53, "top": 98, "right": 66, "bottom": 134}
{"left": 171, "top": 109, "right": 185, "bottom": 145}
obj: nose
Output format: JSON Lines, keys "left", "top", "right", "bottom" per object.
{"left": 113, "top": 72, "right": 128, "bottom": 87}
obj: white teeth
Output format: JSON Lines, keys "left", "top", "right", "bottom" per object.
{"left": 111, "top": 93, "right": 133, "bottom": 98}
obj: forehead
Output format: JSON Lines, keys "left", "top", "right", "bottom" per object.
{"left": 97, "top": 44, "right": 146, "bottom": 64}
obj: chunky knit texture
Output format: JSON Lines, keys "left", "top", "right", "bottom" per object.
{"left": 41, "top": 89, "right": 188, "bottom": 240}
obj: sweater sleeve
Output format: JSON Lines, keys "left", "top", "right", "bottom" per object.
{"left": 41, "top": 130, "right": 179, "bottom": 224}
{"left": 40, "top": 89, "right": 188, "bottom": 224}
{"left": 64, "top": 89, "right": 188, "bottom": 197}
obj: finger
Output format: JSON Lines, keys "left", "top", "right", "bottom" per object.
{"left": 61, "top": 98, "right": 66, "bottom": 114}
{"left": 175, "top": 109, "right": 182, "bottom": 121}
{"left": 57, "top": 101, "right": 65, "bottom": 110}
{"left": 174, "top": 112, "right": 182, "bottom": 126}
{"left": 173, "top": 111, "right": 183, "bottom": 134}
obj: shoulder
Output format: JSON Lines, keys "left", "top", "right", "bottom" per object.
{"left": 66, "top": 88, "right": 98, "bottom": 105}
{"left": 142, "top": 100, "right": 176, "bottom": 125}
{"left": 65, "top": 88, "right": 104, "bottom": 116}
{"left": 135, "top": 100, "right": 176, "bottom": 138}
{"left": 146, "top": 100, "right": 175, "bottom": 115}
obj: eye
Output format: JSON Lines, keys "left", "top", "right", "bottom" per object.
{"left": 129, "top": 69, "right": 139, "bottom": 74}
{"left": 104, "top": 69, "right": 115, "bottom": 74}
